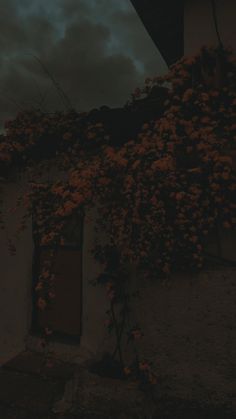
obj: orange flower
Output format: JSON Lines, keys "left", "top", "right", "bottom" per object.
{"left": 124, "top": 367, "right": 131, "bottom": 376}
{"left": 71, "top": 192, "right": 83, "bottom": 204}
{"left": 107, "top": 289, "right": 115, "bottom": 300}
{"left": 87, "top": 132, "right": 96, "bottom": 140}
{"left": 175, "top": 192, "right": 184, "bottom": 201}
{"left": 162, "top": 264, "right": 170, "bottom": 274}
{"left": 131, "top": 329, "right": 143, "bottom": 339}
{"left": 40, "top": 232, "right": 55, "bottom": 245}
{"left": 132, "top": 160, "right": 140, "bottom": 169}
{"left": 105, "top": 282, "right": 113, "bottom": 291}
{"left": 183, "top": 88, "right": 193, "bottom": 102}
{"left": 200, "top": 93, "right": 209, "bottom": 102}
{"left": 188, "top": 167, "right": 201, "bottom": 173}
{"left": 211, "top": 183, "right": 220, "bottom": 191}
{"left": 218, "top": 156, "right": 232, "bottom": 165}
{"left": 63, "top": 132, "right": 72, "bottom": 141}
{"left": 105, "top": 146, "right": 115, "bottom": 158}
{"left": 222, "top": 172, "right": 230, "bottom": 180}
{"left": 99, "top": 177, "right": 110, "bottom": 186}
{"left": 190, "top": 235, "right": 198, "bottom": 243}
{"left": 42, "top": 270, "right": 50, "bottom": 279}
{"left": 48, "top": 291, "right": 56, "bottom": 299}
{"left": 37, "top": 297, "right": 46, "bottom": 311}
{"left": 148, "top": 373, "right": 157, "bottom": 385}
{"left": 45, "top": 327, "right": 53, "bottom": 336}
{"left": 52, "top": 185, "right": 65, "bottom": 195}
{"left": 63, "top": 201, "right": 77, "bottom": 214}
{"left": 152, "top": 157, "right": 174, "bottom": 171}
{"left": 35, "top": 282, "right": 43, "bottom": 291}
{"left": 139, "top": 361, "right": 149, "bottom": 371}
{"left": 210, "top": 90, "right": 219, "bottom": 98}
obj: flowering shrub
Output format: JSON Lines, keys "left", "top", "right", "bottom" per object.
{"left": 0, "top": 46, "right": 236, "bottom": 384}
{"left": 2, "top": 46, "right": 235, "bottom": 276}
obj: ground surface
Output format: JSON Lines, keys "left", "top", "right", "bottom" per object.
{"left": 0, "top": 351, "right": 235, "bottom": 418}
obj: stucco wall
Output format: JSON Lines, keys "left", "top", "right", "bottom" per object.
{"left": 0, "top": 185, "right": 112, "bottom": 364}
{"left": 127, "top": 268, "right": 236, "bottom": 407}
{"left": 77, "top": 250, "right": 236, "bottom": 407}
{"left": 0, "top": 165, "right": 113, "bottom": 363}
{"left": 1, "top": 181, "right": 236, "bottom": 407}
{"left": 0, "top": 178, "right": 33, "bottom": 365}
{"left": 76, "top": 220, "right": 236, "bottom": 406}
{"left": 79, "top": 207, "right": 113, "bottom": 359}
{"left": 184, "top": 0, "right": 236, "bottom": 55}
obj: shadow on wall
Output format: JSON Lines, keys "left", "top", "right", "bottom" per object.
{"left": 0, "top": 180, "right": 33, "bottom": 365}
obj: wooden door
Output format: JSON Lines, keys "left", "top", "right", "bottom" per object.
{"left": 32, "top": 214, "right": 83, "bottom": 340}
{"left": 37, "top": 248, "right": 82, "bottom": 336}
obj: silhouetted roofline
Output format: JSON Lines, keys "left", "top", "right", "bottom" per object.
{"left": 130, "top": 0, "right": 185, "bottom": 66}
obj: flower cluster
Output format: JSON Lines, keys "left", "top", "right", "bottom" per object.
{"left": 123, "top": 360, "right": 157, "bottom": 387}
{"left": 1, "top": 47, "right": 236, "bottom": 278}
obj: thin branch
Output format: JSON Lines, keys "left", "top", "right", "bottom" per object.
{"left": 211, "top": 0, "right": 223, "bottom": 48}
{"left": 26, "top": 54, "right": 73, "bottom": 111}
{"left": 0, "top": 91, "right": 26, "bottom": 112}
{"left": 30, "top": 74, "right": 49, "bottom": 111}
{"left": 112, "top": 297, "right": 128, "bottom": 359}
{"left": 110, "top": 301, "right": 124, "bottom": 366}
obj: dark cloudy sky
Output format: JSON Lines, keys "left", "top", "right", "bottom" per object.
{"left": 0, "top": 0, "right": 167, "bottom": 130}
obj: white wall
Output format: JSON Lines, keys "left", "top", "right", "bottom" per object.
{"left": 184, "top": 0, "right": 236, "bottom": 55}
{"left": 0, "top": 178, "right": 112, "bottom": 364}
{"left": 130, "top": 267, "right": 236, "bottom": 407}
{"left": 1, "top": 177, "right": 236, "bottom": 408}
{"left": 0, "top": 177, "right": 33, "bottom": 365}
{"left": 79, "top": 207, "right": 114, "bottom": 359}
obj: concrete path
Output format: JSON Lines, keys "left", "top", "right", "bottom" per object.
{"left": 0, "top": 350, "right": 234, "bottom": 419}
{"left": 0, "top": 350, "right": 77, "bottom": 419}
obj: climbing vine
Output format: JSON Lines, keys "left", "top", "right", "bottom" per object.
{"left": 0, "top": 46, "right": 236, "bottom": 385}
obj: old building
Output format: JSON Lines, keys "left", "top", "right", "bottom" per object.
{"left": 0, "top": 0, "right": 235, "bottom": 409}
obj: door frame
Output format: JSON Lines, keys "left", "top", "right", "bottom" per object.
{"left": 30, "top": 216, "right": 84, "bottom": 345}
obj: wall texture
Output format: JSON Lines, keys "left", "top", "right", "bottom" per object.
{"left": 128, "top": 268, "right": 236, "bottom": 407}
{"left": 79, "top": 207, "right": 113, "bottom": 359}
{"left": 1, "top": 182, "right": 235, "bottom": 408}
{"left": 184, "top": 0, "right": 236, "bottom": 54}
{"left": 0, "top": 179, "right": 33, "bottom": 365}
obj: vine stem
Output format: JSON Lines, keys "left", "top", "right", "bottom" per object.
{"left": 125, "top": 291, "right": 140, "bottom": 365}
{"left": 26, "top": 54, "right": 73, "bottom": 111}
{"left": 112, "top": 295, "right": 128, "bottom": 359}
{"left": 211, "top": 0, "right": 223, "bottom": 48}
{"left": 110, "top": 301, "right": 124, "bottom": 366}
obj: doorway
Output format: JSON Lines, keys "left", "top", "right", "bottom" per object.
{"left": 31, "top": 213, "right": 83, "bottom": 343}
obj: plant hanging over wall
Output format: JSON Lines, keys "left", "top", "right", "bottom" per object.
{"left": 0, "top": 46, "right": 236, "bottom": 384}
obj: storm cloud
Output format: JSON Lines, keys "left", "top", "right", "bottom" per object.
{"left": 0, "top": 0, "right": 167, "bottom": 129}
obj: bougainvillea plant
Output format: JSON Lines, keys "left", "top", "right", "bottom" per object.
{"left": 0, "top": 46, "right": 236, "bottom": 385}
